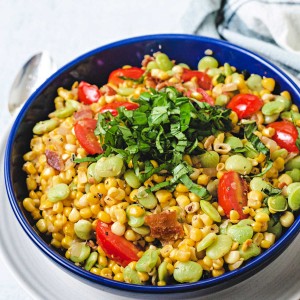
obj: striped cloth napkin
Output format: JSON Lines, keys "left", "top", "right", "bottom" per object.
{"left": 182, "top": 0, "right": 300, "bottom": 81}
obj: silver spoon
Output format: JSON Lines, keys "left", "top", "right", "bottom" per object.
{"left": 8, "top": 52, "right": 57, "bottom": 115}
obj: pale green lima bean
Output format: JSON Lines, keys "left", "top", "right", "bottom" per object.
{"left": 227, "top": 224, "right": 254, "bottom": 244}
{"left": 224, "top": 63, "right": 232, "bottom": 76}
{"left": 74, "top": 220, "right": 92, "bottom": 240}
{"left": 84, "top": 252, "right": 98, "bottom": 271}
{"left": 132, "top": 226, "right": 150, "bottom": 236}
{"left": 264, "top": 113, "right": 280, "bottom": 124}
{"left": 94, "top": 156, "right": 124, "bottom": 178}
{"left": 200, "top": 200, "right": 221, "bottom": 222}
{"left": 136, "top": 249, "right": 159, "bottom": 273}
{"left": 215, "top": 94, "right": 230, "bottom": 106}
{"left": 87, "top": 163, "right": 102, "bottom": 183}
{"left": 225, "top": 154, "right": 252, "bottom": 175}
{"left": 123, "top": 266, "right": 142, "bottom": 284}
{"left": 155, "top": 53, "right": 174, "bottom": 71}
{"left": 147, "top": 61, "right": 159, "bottom": 70}
{"left": 224, "top": 136, "right": 243, "bottom": 149}
{"left": 246, "top": 74, "right": 262, "bottom": 91}
{"left": 280, "top": 111, "right": 300, "bottom": 122}
{"left": 136, "top": 186, "right": 157, "bottom": 209}
{"left": 267, "top": 218, "right": 282, "bottom": 239}
{"left": 285, "top": 156, "right": 300, "bottom": 171}
{"left": 52, "top": 104, "right": 76, "bottom": 118}
{"left": 196, "top": 232, "right": 217, "bottom": 252}
{"left": 270, "top": 149, "right": 288, "bottom": 161}
{"left": 33, "top": 119, "right": 59, "bottom": 135}
{"left": 244, "top": 142, "right": 258, "bottom": 159}
{"left": 124, "top": 170, "right": 141, "bottom": 189}
{"left": 239, "top": 243, "right": 261, "bottom": 260}
{"left": 206, "top": 234, "right": 233, "bottom": 260}
{"left": 158, "top": 261, "right": 169, "bottom": 282}
{"left": 198, "top": 151, "right": 219, "bottom": 168}
{"left": 173, "top": 261, "right": 203, "bottom": 283}
{"left": 287, "top": 186, "right": 300, "bottom": 211}
{"left": 267, "top": 195, "right": 287, "bottom": 213}
{"left": 286, "top": 169, "right": 300, "bottom": 182}
{"left": 198, "top": 56, "right": 218, "bottom": 71}
{"left": 70, "top": 242, "right": 91, "bottom": 263}
{"left": 47, "top": 183, "right": 70, "bottom": 202}
{"left": 117, "top": 87, "right": 135, "bottom": 96}
{"left": 274, "top": 96, "right": 291, "bottom": 110}
{"left": 262, "top": 101, "right": 285, "bottom": 116}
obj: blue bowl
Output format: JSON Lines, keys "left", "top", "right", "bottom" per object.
{"left": 4, "top": 34, "right": 300, "bottom": 294}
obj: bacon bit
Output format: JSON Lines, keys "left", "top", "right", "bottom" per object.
{"left": 74, "top": 107, "right": 93, "bottom": 120}
{"left": 144, "top": 210, "right": 184, "bottom": 242}
{"left": 100, "top": 85, "right": 116, "bottom": 96}
{"left": 45, "top": 149, "right": 64, "bottom": 171}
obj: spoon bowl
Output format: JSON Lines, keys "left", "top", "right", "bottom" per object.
{"left": 8, "top": 52, "right": 56, "bottom": 115}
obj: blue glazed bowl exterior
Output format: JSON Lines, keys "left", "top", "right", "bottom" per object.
{"left": 4, "top": 34, "right": 300, "bottom": 293}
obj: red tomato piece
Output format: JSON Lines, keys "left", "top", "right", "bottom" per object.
{"left": 78, "top": 81, "right": 100, "bottom": 105}
{"left": 181, "top": 69, "right": 212, "bottom": 90}
{"left": 74, "top": 119, "right": 103, "bottom": 155}
{"left": 99, "top": 85, "right": 117, "bottom": 96}
{"left": 99, "top": 101, "right": 139, "bottom": 116}
{"left": 218, "top": 171, "right": 249, "bottom": 219}
{"left": 96, "top": 221, "right": 139, "bottom": 267}
{"left": 267, "top": 120, "right": 299, "bottom": 153}
{"left": 73, "top": 107, "right": 93, "bottom": 121}
{"left": 108, "top": 67, "right": 144, "bottom": 86}
{"left": 227, "top": 94, "right": 263, "bottom": 119}
{"left": 196, "top": 88, "right": 214, "bottom": 106}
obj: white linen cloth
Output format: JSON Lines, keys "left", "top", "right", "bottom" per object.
{"left": 182, "top": 0, "right": 300, "bottom": 80}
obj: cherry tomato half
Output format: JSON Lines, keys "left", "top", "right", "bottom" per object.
{"left": 267, "top": 120, "right": 299, "bottom": 153}
{"left": 99, "top": 101, "right": 139, "bottom": 116}
{"left": 181, "top": 69, "right": 212, "bottom": 90}
{"left": 74, "top": 119, "right": 103, "bottom": 155}
{"left": 218, "top": 171, "right": 249, "bottom": 219}
{"left": 108, "top": 67, "right": 144, "bottom": 86}
{"left": 78, "top": 81, "right": 100, "bottom": 105}
{"left": 96, "top": 221, "right": 139, "bottom": 267}
{"left": 227, "top": 94, "right": 263, "bottom": 119}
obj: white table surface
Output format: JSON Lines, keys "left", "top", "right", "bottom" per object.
{"left": 0, "top": 1, "right": 191, "bottom": 299}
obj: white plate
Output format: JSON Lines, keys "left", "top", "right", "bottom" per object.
{"left": 1, "top": 127, "right": 300, "bottom": 300}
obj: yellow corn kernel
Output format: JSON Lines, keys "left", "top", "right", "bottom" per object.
{"left": 260, "top": 240, "right": 272, "bottom": 249}
{"left": 157, "top": 281, "right": 166, "bottom": 286}
{"left": 199, "top": 214, "right": 214, "bottom": 226}
{"left": 174, "top": 249, "right": 191, "bottom": 262}
{"left": 104, "top": 177, "right": 118, "bottom": 190}
{"left": 231, "top": 241, "right": 239, "bottom": 251}
{"left": 189, "top": 192, "right": 200, "bottom": 203}
{"left": 189, "top": 227, "right": 202, "bottom": 242}
{"left": 137, "top": 272, "right": 149, "bottom": 282}
{"left": 114, "top": 273, "right": 124, "bottom": 282}
{"left": 192, "top": 215, "right": 204, "bottom": 228}
{"left": 256, "top": 153, "right": 266, "bottom": 164}
{"left": 26, "top": 177, "right": 37, "bottom": 191}
{"left": 212, "top": 268, "right": 225, "bottom": 277}
{"left": 229, "top": 111, "right": 238, "bottom": 125}
{"left": 127, "top": 205, "right": 145, "bottom": 218}
{"left": 65, "top": 250, "right": 71, "bottom": 259}
{"left": 150, "top": 160, "right": 158, "bottom": 168}
{"left": 23, "top": 162, "right": 37, "bottom": 175}
{"left": 128, "top": 261, "right": 137, "bottom": 270}
{"left": 183, "top": 154, "right": 192, "bottom": 165}
{"left": 241, "top": 239, "right": 252, "bottom": 252}
{"left": 228, "top": 259, "right": 244, "bottom": 271}
{"left": 124, "top": 229, "right": 137, "bottom": 241}
{"left": 36, "top": 219, "right": 47, "bottom": 233}
{"left": 161, "top": 245, "right": 173, "bottom": 258}
{"left": 152, "top": 174, "right": 165, "bottom": 183}
{"left": 111, "top": 221, "right": 126, "bottom": 236}
{"left": 90, "top": 267, "right": 102, "bottom": 276}
{"left": 217, "top": 171, "right": 225, "bottom": 180}
{"left": 278, "top": 174, "right": 293, "bottom": 186}
{"left": 175, "top": 183, "right": 189, "bottom": 193}
{"left": 156, "top": 190, "right": 173, "bottom": 203}
{"left": 145, "top": 236, "right": 155, "bottom": 242}
{"left": 51, "top": 238, "right": 61, "bottom": 248}
{"left": 247, "top": 191, "right": 263, "bottom": 209}
{"left": 252, "top": 221, "right": 262, "bottom": 232}
{"left": 98, "top": 255, "right": 108, "bottom": 267}
{"left": 252, "top": 232, "right": 264, "bottom": 245}
{"left": 97, "top": 211, "right": 111, "bottom": 223}
{"left": 23, "top": 198, "right": 36, "bottom": 212}
{"left": 197, "top": 174, "right": 210, "bottom": 186}
{"left": 52, "top": 201, "right": 64, "bottom": 214}
{"left": 101, "top": 268, "right": 113, "bottom": 279}
{"left": 212, "top": 258, "right": 224, "bottom": 270}
{"left": 255, "top": 212, "right": 270, "bottom": 223}
{"left": 262, "top": 127, "right": 275, "bottom": 138}
{"left": 129, "top": 189, "right": 138, "bottom": 203}
{"left": 280, "top": 90, "right": 291, "bottom": 101}
{"left": 230, "top": 210, "right": 240, "bottom": 222}
{"left": 262, "top": 77, "right": 275, "bottom": 92}
{"left": 291, "top": 104, "right": 299, "bottom": 113}
{"left": 224, "top": 251, "right": 240, "bottom": 264}
{"left": 23, "top": 151, "right": 36, "bottom": 161}
{"left": 280, "top": 211, "right": 294, "bottom": 227}
{"left": 176, "top": 194, "right": 190, "bottom": 209}
{"left": 61, "top": 236, "right": 73, "bottom": 249}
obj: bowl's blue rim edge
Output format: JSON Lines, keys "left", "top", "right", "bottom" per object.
{"left": 4, "top": 33, "right": 300, "bottom": 293}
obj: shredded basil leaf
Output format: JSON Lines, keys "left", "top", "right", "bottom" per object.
{"left": 244, "top": 123, "right": 269, "bottom": 155}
